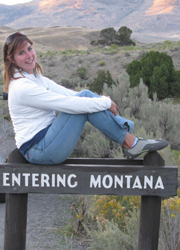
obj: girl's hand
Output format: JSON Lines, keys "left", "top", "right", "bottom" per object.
{"left": 109, "top": 99, "right": 119, "bottom": 116}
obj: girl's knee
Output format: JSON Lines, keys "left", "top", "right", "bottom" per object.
{"left": 78, "top": 89, "right": 91, "bottom": 97}
{"left": 76, "top": 89, "right": 98, "bottom": 98}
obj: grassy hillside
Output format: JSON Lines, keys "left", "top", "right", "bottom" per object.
{"left": 0, "top": 26, "right": 180, "bottom": 250}
{"left": 0, "top": 26, "right": 180, "bottom": 161}
{"left": 0, "top": 26, "right": 180, "bottom": 85}
{"left": 0, "top": 26, "right": 180, "bottom": 124}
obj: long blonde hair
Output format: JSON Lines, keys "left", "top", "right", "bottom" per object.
{"left": 3, "top": 33, "right": 42, "bottom": 92}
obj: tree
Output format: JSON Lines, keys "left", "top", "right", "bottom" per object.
{"left": 89, "top": 70, "right": 106, "bottom": 94}
{"left": 89, "top": 70, "right": 116, "bottom": 95}
{"left": 126, "top": 60, "right": 141, "bottom": 88}
{"left": 91, "top": 26, "right": 136, "bottom": 47}
{"left": 106, "top": 70, "right": 116, "bottom": 88}
{"left": 117, "top": 26, "right": 135, "bottom": 46}
{"left": 99, "top": 27, "right": 117, "bottom": 45}
{"left": 140, "top": 51, "right": 174, "bottom": 89}
{"left": 149, "top": 65, "right": 169, "bottom": 99}
{"left": 169, "top": 70, "right": 180, "bottom": 97}
{"left": 126, "top": 51, "right": 180, "bottom": 100}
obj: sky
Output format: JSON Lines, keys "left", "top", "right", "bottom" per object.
{"left": 0, "top": 0, "right": 32, "bottom": 5}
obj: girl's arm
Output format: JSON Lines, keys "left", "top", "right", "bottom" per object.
{"left": 43, "top": 76, "right": 77, "bottom": 96}
{"left": 12, "top": 79, "right": 111, "bottom": 114}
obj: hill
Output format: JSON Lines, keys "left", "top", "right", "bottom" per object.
{"left": 0, "top": 26, "right": 100, "bottom": 54}
{"left": 0, "top": 25, "right": 180, "bottom": 89}
{"left": 0, "top": 24, "right": 180, "bottom": 161}
{"left": 0, "top": 0, "right": 180, "bottom": 43}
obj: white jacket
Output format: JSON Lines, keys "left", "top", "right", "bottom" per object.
{"left": 8, "top": 72, "right": 111, "bottom": 148}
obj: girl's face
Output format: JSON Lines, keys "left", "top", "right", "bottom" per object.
{"left": 11, "top": 41, "right": 36, "bottom": 74}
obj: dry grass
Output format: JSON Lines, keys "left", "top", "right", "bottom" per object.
{"left": 0, "top": 26, "right": 180, "bottom": 86}
{"left": 0, "top": 26, "right": 100, "bottom": 52}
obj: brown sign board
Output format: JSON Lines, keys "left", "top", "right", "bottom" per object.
{"left": 0, "top": 162, "right": 177, "bottom": 196}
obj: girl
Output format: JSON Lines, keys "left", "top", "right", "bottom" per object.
{"left": 3, "top": 32, "right": 168, "bottom": 164}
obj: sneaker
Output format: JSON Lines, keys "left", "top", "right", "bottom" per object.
{"left": 123, "top": 138, "right": 168, "bottom": 160}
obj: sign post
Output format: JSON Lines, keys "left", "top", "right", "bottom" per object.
{"left": 0, "top": 149, "right": 177, "bottom": 250}
{"left": 4, "top": 149, "right": 28, "bottom": 250}
{"left": 138, "top": 152, "right": 165, "bottom": 250}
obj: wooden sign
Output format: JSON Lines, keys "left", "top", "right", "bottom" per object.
{"left": 2, "top": 151, "right": 178, "bottom": 250}
{"left": 0, "top": 162, "right": 177, "bottom": 196}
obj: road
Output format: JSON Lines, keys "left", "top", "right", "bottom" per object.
{"left": 0, "top": 194, "right": 88, "bottom": 250}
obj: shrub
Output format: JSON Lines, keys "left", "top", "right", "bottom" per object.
{"left": 125, "top": 79, "right": 149, "bottom": 119}
{"left": 163, "top": 40, "right": 172, "bottom": 45}
{"left": 126, "top": 51, "right": 180, "bottom": 100}
{"left": 77, "top": 66, "right": 87, "bottom": 80}
{"left": 124, "top": 51, "right": 131, "bottom": 57}
{"left": 109, "top": 44, "right": 119, "bottom": 50}
{"left": 61, "top": 55, "right": 68, "bottom": 62}
{"left": 90, "top": 40, "right": 96, "bottom": 45}
{"left": 89, "top": 70, "right": 107, "bottom": 95}
{"left": 78, "top": 58, "right": 83, "bottom": 64}
{"left": 140, "top": 95, "right": 180, "bottom": 149}
{"left": 86, "top": 220, "right": 125, "bottom": 250}
{"left": 86, "top": 209, "right": 140, "bottom": 250}
{"left": 96, "top": 39, "right": 107, "bottom": 45}
{"left": 89, "top": 70, "right": 116, "bottom": 95}
{"left": 80, "top": 126, "right": 115, "bottom": 158}
{"left": 66, "top": 195, "right": 94, "bottom": 235}
{"left": 85, "top": 194, "right": 180, "bottom": 250}
{"left": 98, "top": 61, "right": 106, "bottom": 66}
{"left": 60, "top": 77, "right": 78, "bottom": 89}
{"left": 159, "top": 195, "right": 180, "bottom": 250}
{"left": 103, "top": 74, "right": 180, "bottom": 149}
{"left": 0, "top": 101, "right": 10, "bottom": 121}
{"left": 92, "top": 195, "right": 140, "bottom": 229}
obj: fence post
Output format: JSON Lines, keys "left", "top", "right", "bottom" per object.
{"left": 4, "top": 149, "right": 28, "bottom": 250}
{"left": 138, "top": 151, "right": 164, "bottom": 250}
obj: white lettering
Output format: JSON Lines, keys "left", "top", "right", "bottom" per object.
{"left": 12, "top": 173, "right": 21, "bottom": 186}
{"left": 41, "top": 174, "right": 50, "bottom": 187}
{"left": 3, "top": 173, "right": 10, "bottom": 186}
{"left": 114, "top": 175, "right": 123, "bottom": 188}
{"left": 102, "top": 175, "right": 113, "bottom": 189}
{"left": 132, "top": 176, "right": 142, "bottom": 189}
{"left": 57, "top": 174, "right": 66, "bottom": 187}
{"left": 1, "top": 172, "right": 165, "bottom": 191}
{"left": 125, "top": 175, "right": 133, "bottom": 188}
{"left": 22, "top": 173, "right": 30, "bottom": 186}
{"left": 90, "top": 175, "right": 101, "bottom": 188}
{"left": 52, "top": 174, "right": 55, "bottom": 187}
{"left": 32, "top": 173, "right": 39, "bottom": 187}
{"left": 154, "top": 176, "right": 164, "bottom": 189}
{"left": 67, "top": 174, "right": 77, "bottom": 188}
{"left": 144, "top": 176, "right": 153, "bottom": 189}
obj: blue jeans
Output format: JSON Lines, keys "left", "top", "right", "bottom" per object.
{"left": 23, "top": 90, "right": 134, "bottom": 164}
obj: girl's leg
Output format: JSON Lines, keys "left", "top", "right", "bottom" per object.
{"left": 122, "top": 133, "right": 136, "bottom": 148}
{"left": 24, "top": 112, "right": 88, "bottom": 164}
{"left": 77, "top": 90, "right": 134, "bottom": 146}
{"left": 24, "top": 90, "right": 134, "bottom": 164}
